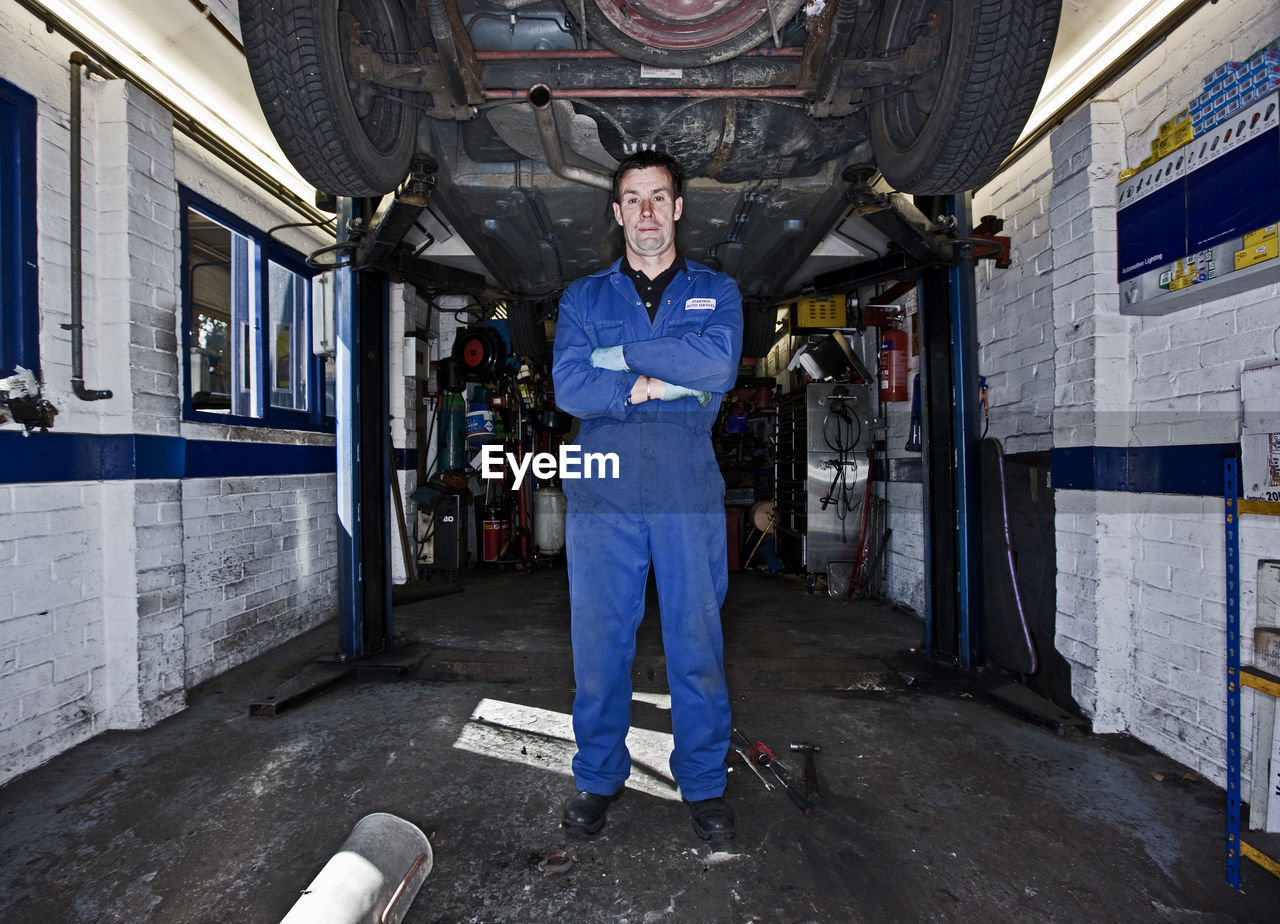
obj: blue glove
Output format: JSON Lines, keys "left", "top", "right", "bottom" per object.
{"left": 662, "top": 383, "right": 712, "bottom": 407}
{"left": 590, "top": 345, "right": 629, "bottom": 371}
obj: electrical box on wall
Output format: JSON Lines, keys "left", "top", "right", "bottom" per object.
{"left": 1117, "top": 93, "right": 1280, "bottom": 315}
{"left": 403, "top": 334, "right": 428, "bottom": 379}
{"left": 787, "top": 295, "right": 849, "bottom": 331}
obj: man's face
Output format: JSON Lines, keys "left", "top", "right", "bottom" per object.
{"left": 612, "top": 166, "right": 683, "bottom": 262}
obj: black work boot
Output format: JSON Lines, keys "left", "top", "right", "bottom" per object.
{"left": 562, "top": 789, "right": 622, "bottom": 836}
{"left": 686, "top": 796, "right": 736, "bottom": 842}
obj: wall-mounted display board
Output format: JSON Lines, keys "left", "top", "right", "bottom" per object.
{"left": 1117, "top": 92, "right": 1279, "bottom": 315}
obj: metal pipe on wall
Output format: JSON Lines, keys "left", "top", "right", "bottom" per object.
{"left": 66, "top": 52, "right": 113, "bottom": 402}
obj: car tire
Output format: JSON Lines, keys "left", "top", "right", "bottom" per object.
{"left": 238, "top": 0, "right": 417, "bottom": 197}
{"left": 580, "top": 0, "right": 807, "bottom": 68}
{"left": 740, "top": 302, "right": 778, "bottom": 359}
{"left": 508, "top": 301, "right": 550, "bottom": 365}
{"left": 869, "top": 0, "right": 1061, "bottom": 194}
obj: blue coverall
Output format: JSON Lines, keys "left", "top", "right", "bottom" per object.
{"left": 552, "top": 256, "right": 743, "bottom": 802}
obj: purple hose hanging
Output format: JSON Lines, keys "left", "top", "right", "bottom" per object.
{"left": 992, "top": 438, "right": 1039, "bottom": 674}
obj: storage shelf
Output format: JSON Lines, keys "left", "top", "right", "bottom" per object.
{"left": 1243, "top": 836, "right": 1280, "bottom": 878}
{"left": 1240, "top": 498, "right": 1280, "bottom": 517}
{"left": 1226, "top": 471, "right": 1280, "bottom": 888}
{"left": 1242, "top": 666, "right": 1280, "bottom": 699}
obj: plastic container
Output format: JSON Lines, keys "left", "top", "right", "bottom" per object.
{"left": 465, "top": 401, "right": 495, "bottom": 446}
{"left": 438, "top": 394, "right": 467, "bottom": 471}
{"left": 534, "top": 486, "right": 567, "bottom": 555}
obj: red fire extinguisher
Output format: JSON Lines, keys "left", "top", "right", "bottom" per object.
{"left": 880, "top": 327, "right": 908, "bottom": 402}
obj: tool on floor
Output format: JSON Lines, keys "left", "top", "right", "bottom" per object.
{"left": 751, "top": 738, "right": 813, "bottom": 816}
{"left": 280, "top": 813, "right": 433, "bottom": 924}
{"left": 731, "top": 727, "right": 759, "bottom": 763}
{"left": 731, "top": 743, "right": 775, "bottom": 790}
{"left": 789, "top": 742, "right": 822, "bottom": 805}
{"left": 733, "top": 727, "right": 813, "bottom": 817}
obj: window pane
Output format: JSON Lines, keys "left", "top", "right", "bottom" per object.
{"left": 186, "top": 208, "right": 257, "bottom": 416}
{"left": 0, "top": 96, "right": 21, "bottom": 372}
{"left": 230, "top": 233, "right": 258, "bottom": 417}
{"left": 323, "top": 354, "right": 336, "bottom": 419}
{"left": 268, "top": 261, "right": 308, "bottom": 411}
{"left": 0, "top": 79, "right": 38, "bottom": 379}
{"left": 0, "top": 121, "right": 8, "bottom": 366}
{"left": 187, "top": 209, "right": 231, "bottom": 412}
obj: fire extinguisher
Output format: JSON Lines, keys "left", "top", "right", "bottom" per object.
{"left": 880, "top": 327, "right": 908, "bottom": 402}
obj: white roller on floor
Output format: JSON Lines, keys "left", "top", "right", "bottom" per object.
{"left": 280, "top": 813, "right": 433, "bottom": 924}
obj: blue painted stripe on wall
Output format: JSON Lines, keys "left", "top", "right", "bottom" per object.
{"left": 0, "top": 430, "right": 334, "bottom": 483}
{"left": 5, "top": 430, "right": 1231, "bottom": 494}
{"left": 183, "top": 439, "right": 336, "bottom": 479}
{"left": 1051, "top": 444, "right": 1239, "bottom": 496}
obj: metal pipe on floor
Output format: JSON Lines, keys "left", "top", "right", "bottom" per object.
{"left": 66, "top": 52, "right": 113, "bottom": 402}
{"left": 280, "top": 813, "right": 433, "bottom": 924}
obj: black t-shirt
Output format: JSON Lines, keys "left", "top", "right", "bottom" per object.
{"left": 622, "top": 255, "right": 686, "bottom": 323}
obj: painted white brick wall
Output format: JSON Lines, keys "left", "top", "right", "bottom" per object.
{"left": 974, "top": 139, "right": 1057, "bottom": 455}
{"left": 0, "top": 481, "right": 111, "bottom": 780}
{"left": 882, "top": 479, "right": 925, "bottom": 616}
{"left": 877, "top": 290, "right": 926, "bottom": 617}
{"left": 1048, "top": 101, "right": 1140, "bottom": 740}
{"left": 949, "top": 0, "right": 1280, "bottom": 791}
{"left": 182, "top": 474, "right": 336, "bottom": 687}
{"left": 389, "top": 284, "right": 433, "bottom": 582}
{"left": 0, "top": 12, "right": 342, "bottom": 785}
{"left": 95, "top": 78, "right": 182, "bottom": 439}
{"left": 0, "top": 21, "right": 192, "bottom": 782}
{"left": 95, "top": 81, "right": 188, "bottom": 729}
{"left": 1090, "top": 3, "right": 1279, "bottom": 787}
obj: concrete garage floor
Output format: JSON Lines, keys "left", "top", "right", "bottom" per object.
{"left": 1, "top": 569, "right": 1278, "bottom": 922}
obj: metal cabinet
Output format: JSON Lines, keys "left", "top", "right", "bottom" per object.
{"left": 775, "top": 381, "right": 873, "bottom": 586}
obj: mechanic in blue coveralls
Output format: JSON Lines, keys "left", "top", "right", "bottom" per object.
{"left": 551, "top": 150, "right": 743, "bottom": 842}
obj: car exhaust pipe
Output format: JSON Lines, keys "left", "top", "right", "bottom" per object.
{"left": 527, "top": 85, "right": 614, "bottom": 193}
{"left": 279, "top": 813, "right": 433, "bottom": 924}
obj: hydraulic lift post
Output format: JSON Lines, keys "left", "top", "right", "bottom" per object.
{"left": 336, "top": 196, "right": 394, "bottom": 659}
{"left": 917, "top": 193, "right": 984, "bottom": 668}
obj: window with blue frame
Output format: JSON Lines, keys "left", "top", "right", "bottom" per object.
{"left": 0, "top": 77, "right": 38, "bottom": 378}
{"left": 268, "top": 260, "right": 309, "bottom": 412}
{"left": 180, "top": 189, "right": 332, "bottom": 429}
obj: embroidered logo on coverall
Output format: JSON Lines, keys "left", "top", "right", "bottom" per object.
{"left": 684, "top": 298, "right": 716, "bottom": 311}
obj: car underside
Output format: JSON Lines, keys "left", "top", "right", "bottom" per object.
{"left": 240, "top": 0, "right": 1061, "bottom": 308}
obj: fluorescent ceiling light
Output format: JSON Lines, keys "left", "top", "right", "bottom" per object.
{"left": 41, "top": 0, "right": 316, "bottom": 202}
{"left": 1020, "top": 0, "right": 1190, "bottom": 144}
